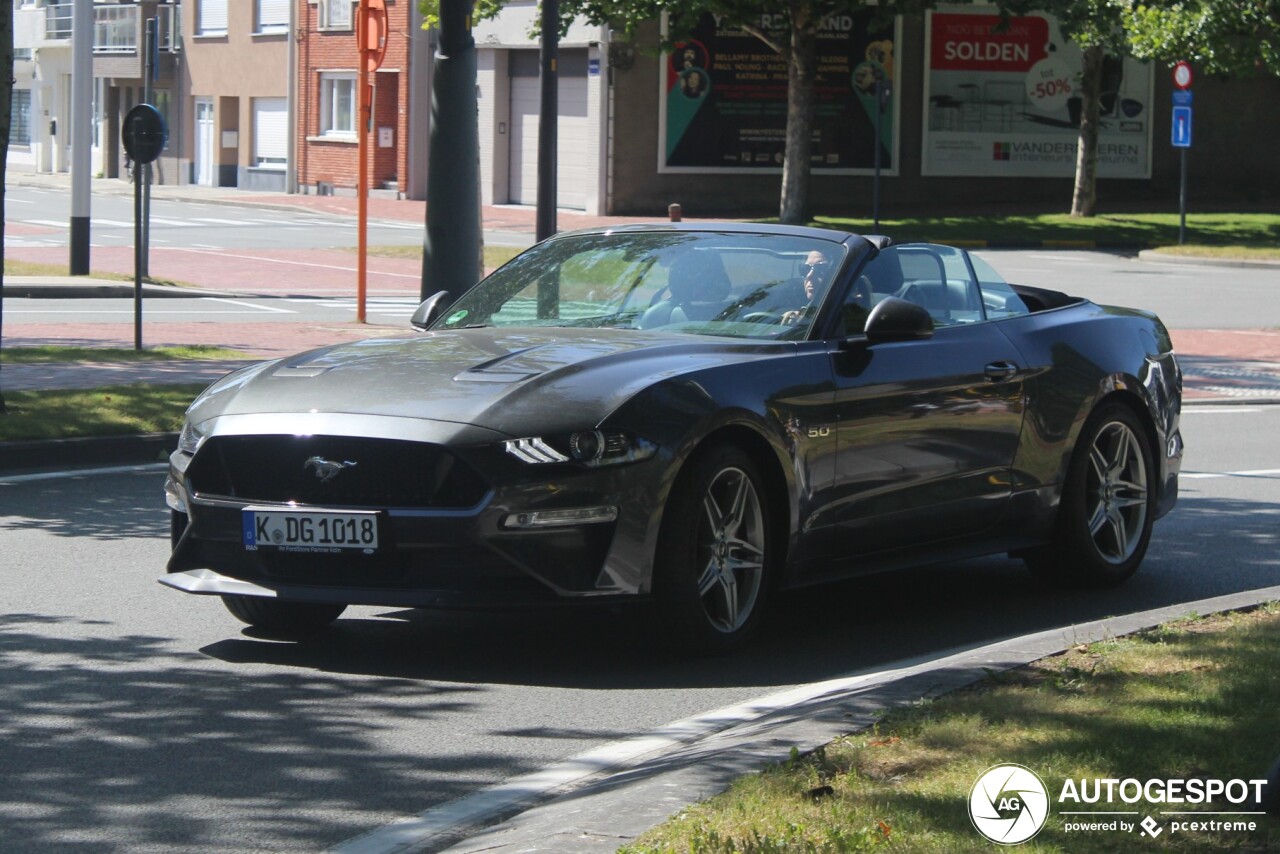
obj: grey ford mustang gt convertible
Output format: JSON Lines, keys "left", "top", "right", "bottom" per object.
{"left": 163, "top": 223, "right": 1182, "bottom": 653}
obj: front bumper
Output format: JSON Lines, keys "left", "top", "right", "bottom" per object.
{"left": 164, "top": 430, "right": 669, "bottom": 606}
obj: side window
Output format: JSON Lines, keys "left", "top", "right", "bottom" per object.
{"left": 859, "top": 245, "right": 985, "bottom": 328}
{"left": 969, "top": 252, "right": 1032, "bottom": 319}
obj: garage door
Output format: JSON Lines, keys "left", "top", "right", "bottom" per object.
{"left": 508, "top": 49, "right": 589, "bottom": 210}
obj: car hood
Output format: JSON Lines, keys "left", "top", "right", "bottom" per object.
{"left": 187, "top": 327, "right": 787, "bottom": 437}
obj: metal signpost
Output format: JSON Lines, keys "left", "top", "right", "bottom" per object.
{"left": 122, "top": 104, "right": 168, "bottom": 350}
{"left": 1171, "top": 62, "right": 1193, "bottom": 245}
{"left": 356, "top": 0, "right": 389, "bottom": 323}
{"left": 872, "top": 79, "right": 892, "bottom": 232}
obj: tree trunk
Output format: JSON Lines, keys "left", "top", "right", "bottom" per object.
{"left": 1, "top": 1, "right": 13, "bottom": 414}
{"left": 779, "top": 7, "right": 817, "bottom": 225}
{"left": 1071, "top": 44, "right": 1104, "bottom": 217}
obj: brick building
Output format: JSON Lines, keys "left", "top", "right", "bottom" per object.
{"left": 295, "top": 0, "right": 413, "bottom": 194}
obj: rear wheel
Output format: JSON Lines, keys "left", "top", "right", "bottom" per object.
{"left": 1025, "top": 403, "right": 1154, "bottom": 587}
{"left": 222, "top": 595, "right": 346, "bottom": 634}
{"left": 655, "top": 444, "right": 774, "bottom": 654}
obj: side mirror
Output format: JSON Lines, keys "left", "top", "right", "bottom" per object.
{"left": 410, "top": 291, "right": 453, "bottom": 331}
{"left": 863, "top": 296, "right": 934, "bottom": 343}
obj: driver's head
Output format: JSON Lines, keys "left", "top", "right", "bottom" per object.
{"left": 802, "top": 249, "right": 830, "bottom": 300}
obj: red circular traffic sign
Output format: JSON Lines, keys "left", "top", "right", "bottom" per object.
{"left": 1173, "top": 61, "right": 1193, "bottom": 90}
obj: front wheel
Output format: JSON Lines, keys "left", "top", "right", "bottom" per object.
{"left": 1025, "top": 403, "right": 1154, "bottom": 587}
{"left": 222, "top": 595, "right": 346, "bottom": 634}
{"left": 655, "top": 445, "right": 775, "bottom": 654}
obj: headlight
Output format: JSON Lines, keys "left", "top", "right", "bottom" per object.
{"left": 503, "top": 429, "right": 656, "bottom": 467}
{"left": 177, "top": 419, "right": 207, "bottom": 456}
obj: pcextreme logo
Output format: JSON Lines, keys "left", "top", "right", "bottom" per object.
{"left": 968, "top": 764, "right": 1270, "bottom": 845}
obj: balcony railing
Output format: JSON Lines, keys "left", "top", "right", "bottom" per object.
{"left": 45, "top": 2, "right": 73, "bottom": 40}
{"left": 94, "top": 4, "right": 137, "bottom": 53}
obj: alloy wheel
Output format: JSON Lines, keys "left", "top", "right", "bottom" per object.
{"left": 695, "top": 466, "right": 766, "bottom": 633}
{"left": 1085, "top": 421, "right": 1149, "bottom": 564}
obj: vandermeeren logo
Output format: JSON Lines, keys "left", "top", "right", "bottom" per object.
{"left": 969, "top": 764, "right": 1051, "bottom": 844}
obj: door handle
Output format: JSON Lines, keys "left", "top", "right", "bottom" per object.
{"left": 984, "top": 361, "right": 1019, "bottom": 382}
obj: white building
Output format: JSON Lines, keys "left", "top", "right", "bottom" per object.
{"left": 12, "top": 0, "right": 76, "bottom": 174}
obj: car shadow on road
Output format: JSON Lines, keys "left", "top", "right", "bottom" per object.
{"left": 199, "top": 493, "right": 1279, "bottom": 691}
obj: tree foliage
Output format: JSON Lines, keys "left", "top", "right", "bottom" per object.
{"left": 1125, "top": 0, "right": 1280, "bottom": 76}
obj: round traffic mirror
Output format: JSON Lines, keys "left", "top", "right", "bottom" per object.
{"left": 122, "top": 104, "right": 168, "bottom": 165}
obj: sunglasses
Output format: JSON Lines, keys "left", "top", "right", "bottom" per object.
{"left": 802, "top": 261, "right": 828, "bottom": 273}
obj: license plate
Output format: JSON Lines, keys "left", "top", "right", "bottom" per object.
{"left": 243, "top": 507, "right": 380, "bottom": 554}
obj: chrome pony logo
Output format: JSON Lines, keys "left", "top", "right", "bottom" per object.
{"left": 305, "top": 456, "right": 358, "bottom": 483}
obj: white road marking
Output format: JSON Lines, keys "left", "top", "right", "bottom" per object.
{"left": 201, "top": 297, "right": 296, "bottom": 314}
{"left": 1181, "top": 468, "right": 1280, "bottom": 480}
{"left": 0, "top": 463, "right": 168, "bottom": 485}
{"left": 25, "top": 219, "right": 70, "bottom": 228}
{"left": 1181, "top": 408, "right": 1264, "bottom": 414}
{"left": 8, "top": 197, "right": 34, "bottom": 204}
{"left": 189, "top": 217, "right": 259, "bottom": 226}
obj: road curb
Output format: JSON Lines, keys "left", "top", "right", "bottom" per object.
{"left": 401, "top": 586, "right": 1280, "bottom": 854}
{"left": 1138, "top": 249, "right": 1280, "bottom": 268}
{"left": 1, "top": 281, "right": 228, "bottom": 299}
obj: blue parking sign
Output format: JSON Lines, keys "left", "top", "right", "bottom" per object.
{"left": 1172, "top": 105, "right": 1192, "bottom": 147}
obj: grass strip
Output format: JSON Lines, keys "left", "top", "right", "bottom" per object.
{"left": 623, "top": 605, "right": 1280, "bottom": 853}
{"left": 0, "top": 384, "right": 207, "bottom": 442}
{"left": 810, "top": 212, "right": 1280, "bottom": 252}
{"left": 1, "top": 345, "right": 251, "bottom": 364}
{"left": 3, "top": 258, "right": 188, "bottom": 287}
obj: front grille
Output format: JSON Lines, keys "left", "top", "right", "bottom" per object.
{"left": 187, "top": 435, "right": 489, "bottom": 509}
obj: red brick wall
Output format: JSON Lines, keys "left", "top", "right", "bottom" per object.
{"left": 296, "top": 0, "right": 412, "bottom": 191}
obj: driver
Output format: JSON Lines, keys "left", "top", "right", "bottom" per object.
{"left": 781, "top": 249, "right": 832, "bottom": 325}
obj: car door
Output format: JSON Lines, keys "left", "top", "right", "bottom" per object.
{"left": 806, "top": 244, "right": 1027, "bottom": 569}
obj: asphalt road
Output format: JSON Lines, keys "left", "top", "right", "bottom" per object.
{"left": 975, "top": 248, "right": 1280, "bottom": 330}
{"left": 5, "top": 185, "right": 424, "bottom": 252}
{"left": 0, "top": 405, "right": 1277, "bottom": 852}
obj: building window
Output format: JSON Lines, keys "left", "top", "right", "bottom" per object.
{"left": 319, "top": 0, "right": 353, "bottom": 31}
{"left": 320, "top": 73, "right": 356, "bottom": 137}
{"left": 257, "top": 0, "right": 288, "bottom": 33}
{"left": 10, "top": 90, "right": 32, "bottom": 146}
{"left": 197, "top": 0, "right": 228, "bottom": 36}
{"left": 254, "top": 98, "right": 288, "bottom": 168}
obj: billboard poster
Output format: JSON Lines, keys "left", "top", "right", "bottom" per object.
{"left": 922, "top": 5, "right": 1153, "bottom": 178}
{"left": 659, "top": 11, "right": 901, "bottom": 174}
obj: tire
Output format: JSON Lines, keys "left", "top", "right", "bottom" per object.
{"left": 222, "top": 595, "right": 346, "bottom": 634}
{"left": 1025, "top": 403, "right": 1155, "bottom": 587}
{"left": 655, "top": 444, "right": 775, "bottom": 654}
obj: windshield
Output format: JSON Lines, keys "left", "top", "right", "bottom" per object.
{"left": 432, "top": 231, "right": 849, "bottom": 340}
